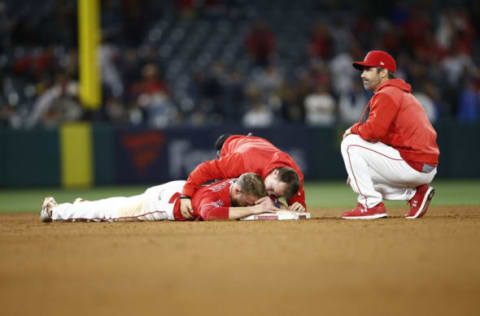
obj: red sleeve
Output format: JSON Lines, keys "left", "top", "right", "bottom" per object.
{"left": 199, "top": 204, "right": 229, "bottom": 221}
{"left": 182, "top": 154, "right": 246, "bottom": 197}
{"left": 351, "top": 93, "right": 399, "bottom": 141}
{"left": 194, "top": 184, "right": 231, "bottom": 221}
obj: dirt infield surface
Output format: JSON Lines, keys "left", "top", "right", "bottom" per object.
{"left": 1, "top": 206, "right": 480, "bottom": 316}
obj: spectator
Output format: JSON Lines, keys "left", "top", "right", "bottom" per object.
{"left": 441, "top": 48, "right": 478, "bottom": 115}
{"left": 304, "top": 83, "right": 336, "bottom": 126}
{"left": 129, "top": 63, "right": 177, "bottom": 127}
{"left": 338, "top": 80, "right": 369, "bottom": 125}
{"left": 329, "top": 18, "right": 352, "bottom": 56}
{"left": 104, "top": 96, "right": 129, "bottom": 124}
{"left": 243, "top": 86, "right": 273, "bottom": 127}
{"left": 177, "top": 0, "right": 197, "bottom": 20}
{"left": 242, "top": 102, "right": 274, "bottom": 127}
{"left": 202, "top": 62, "right": 228, "bottom": 120}
{"left": 26, "top": 72, "right": 81, "bottom": 128}
{"left": 245, "top": 20, "right": 276, "bottom": 67}
{"left": 436, "top": 8, "right": 475, "bottom": 55}
{"left": 0, "top": 103, "right": 21, "bottom": 128}
{"left": 414, "top": 85, "right": 438, "bottom": 124}
{"left": 329, "top": 50, "right": 355, "bottom": 97}
{"left": 457, "top": 77, "right": 479, "bottom": 123}
{"left": 223, "top": 70, "right": 246, "bottom": 123}
{"left": 99, "top": 40, "right": 123, "bottom": 98}
{"left": 278, "top": 81, "right": 304, "bottom": 124}
{"left": 249, "top": 64, "right": 283, "bottom": 97}
{"left": 308, "top": 22, "right": 332, "bottom": 61}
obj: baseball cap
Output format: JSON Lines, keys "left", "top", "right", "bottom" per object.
{"left": 353, "top": 50, "right": 396, "bottom": 73}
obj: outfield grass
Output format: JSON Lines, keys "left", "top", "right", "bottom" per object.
{"left": 0, "top": 179, "right": 479, "bottom": 213}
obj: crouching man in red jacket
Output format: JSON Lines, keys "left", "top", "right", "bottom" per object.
{"left": 341, "top": 50, "right": 440, "bottom": 220}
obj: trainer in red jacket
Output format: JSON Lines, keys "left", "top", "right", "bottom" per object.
{"left": 180, "top": 135, "right": 305, "bottom": 218}
{"left": 341, "top": 50, "right": 439, "bottom": 220}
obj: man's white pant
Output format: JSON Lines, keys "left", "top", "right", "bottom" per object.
{"left": 51, "top": 181, "right": 186, "bottom": 222}
{"left": 341, "top": 135, "right": 436, "bottom": 209}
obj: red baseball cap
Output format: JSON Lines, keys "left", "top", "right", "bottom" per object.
{"left": 353, "top": 50, "right": 396, "bottom": 73}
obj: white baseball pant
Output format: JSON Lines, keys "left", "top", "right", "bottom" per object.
{"left": 51, "top": 181, "right": 186, "bottom": 222}
{"left": 341, "top": 135, "right": 437, "bottom": 209}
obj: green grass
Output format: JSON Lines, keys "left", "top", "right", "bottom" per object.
{"left": 0, "top": 179, "right": 479, "bottom": 213}
{"left": 305, "top": 179, "right": 480, "bottom": 208}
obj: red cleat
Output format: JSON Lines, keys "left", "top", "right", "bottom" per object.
{"left": 405, "top": 184, "right": 435, "bottom": 219}
{"left": 342, "top": 202, "right": 387, "bottom": 220}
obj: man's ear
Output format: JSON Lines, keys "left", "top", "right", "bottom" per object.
{"left": 380, "top": 68, "right": 388, "bottom": 78}
{"left": 232, "top": 184, "right": 243, "bottom": 196}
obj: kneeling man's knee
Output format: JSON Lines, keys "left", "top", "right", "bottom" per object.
{"left": 341, "top": 134, "right": 361, "bottom": 153}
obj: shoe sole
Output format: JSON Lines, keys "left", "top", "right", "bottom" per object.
{"left": 342, "top": 213, "right": 387, "bottom": 220}
{"left": 406, "top": 187, "right": 435, "bottom": 219}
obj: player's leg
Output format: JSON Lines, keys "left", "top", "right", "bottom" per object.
{"left": 371, "top": 166, "right": 437, "bottom": 218}
{"left": 43, "top": 181, "right": 187, "bottom": 222}
{"left": 341, "top": 135, "right": 384, "bottom": 209}
{"left": 371, "top": 167, "right": 436, "bottom": 201}
{"left": 341, "top": 134, "right": 437, "bottom": 219}
{"left": 50, "top": 194, "right": 144, "bottom": 222}
{"left": 122, "top": 180, "right": 187, "bottom": 221}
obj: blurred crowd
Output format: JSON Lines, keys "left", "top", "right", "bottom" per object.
{"left": 1, "top": 0, "right": 480, "bottom": 129}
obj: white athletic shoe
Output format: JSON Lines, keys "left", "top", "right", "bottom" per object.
{"left": 40, "top": 197, "right": 57, "bottom": 222}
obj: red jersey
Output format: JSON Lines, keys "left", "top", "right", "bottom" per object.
{"left": 174, "top": 179, "right": 235, "bottom": 221}
{"left": 351, "top": 79, "right": 439, "bottom": 168}
{"left": 182, "top": 135, "right": 306, "bottom": 209}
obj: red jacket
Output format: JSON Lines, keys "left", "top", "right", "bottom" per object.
{"left": 182, "top": 135, "right": 306, "bottom": 209}
{"left": 351, "top": 79, "right": 439, "bottom": 168}
{"left": 174, "top": 179, "right": 235, "bottom": 221}
{"left": 171, "top": 179, "right": 235, "bottom": 221}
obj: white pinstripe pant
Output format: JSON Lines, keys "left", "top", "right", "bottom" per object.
{"left": 341, "top": 135, "right": 437, "bottom": 209}
{"left": 51, "top": 181, "right": 186, "bottom": 222}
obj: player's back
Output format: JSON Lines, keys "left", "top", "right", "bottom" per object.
{"left": 221, "top": 135, "right": 280, "bottom": 157}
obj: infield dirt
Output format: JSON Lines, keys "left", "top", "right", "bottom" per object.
{"left": 1, "top": 206, "right": 480, "bottom": 316}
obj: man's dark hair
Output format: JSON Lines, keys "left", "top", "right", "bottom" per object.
{"left": 375, "top": 67, "right": 395, "bottom": 79}
{"left": 214, "top": 134, "right": 232, "bottom": 157}
{"left": 276, "top": 167, "right": 301, "bottom": 199}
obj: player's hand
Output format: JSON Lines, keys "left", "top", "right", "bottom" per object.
{"left": 180, "top": 198, "right": 194, "bottom": 219}
{"left": 343, "top": 127, "right": 352, "bottom": 139}
{"left": 254, "top": 197, "right": 281, "bottom": 213}
{"left": 288, "top": 202, "right": 305, "bottom": 212}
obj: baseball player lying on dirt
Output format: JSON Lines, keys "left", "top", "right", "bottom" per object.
{"left": 40, "top": 173, "right": 308, "bottom": 222}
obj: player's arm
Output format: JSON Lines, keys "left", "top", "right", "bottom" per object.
{"left": 199, "top": 197, "right": 280, "bottom": 221}
{"left": 286, "top": 187, "right": 307, "bottom": 212}
{"left": 180, "top": 154, "right": 245, "bottom": 218}
{"left": 257, "top": 196, "right": 288, "bottom": 210}
{"left": 182, "top": 154, "right": 245, "bottom": 197}
{"left": 350, "top": 93, "right": 399, "bottom": 141}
